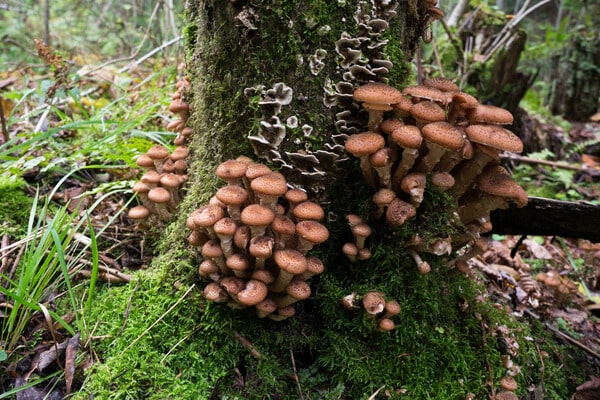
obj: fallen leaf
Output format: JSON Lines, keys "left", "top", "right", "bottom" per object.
{"left": 65, "top": 332, "right": 80, "bottom": 394}
{"left": 575, "top": 375, "right": 600, "bottom": 400}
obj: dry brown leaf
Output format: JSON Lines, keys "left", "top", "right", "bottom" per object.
{"left": 575, "top": 375, "right": 600, "bottom": 400}
{"left": 522, "top": 239, "right": 553, "bottom": 260}
{"left": 65, "top": 332, "right": 80, "bottom": 394}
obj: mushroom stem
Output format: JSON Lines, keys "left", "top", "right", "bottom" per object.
{"left": 408, "top": 249, "right": 431, "bottom": 275}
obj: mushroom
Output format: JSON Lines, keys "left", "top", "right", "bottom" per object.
{"left": 450, "top": 124, "right": 523, "bottom": 199}
{"left": 344, "top": 131, "right": 386, "bottom": 190}
{"left": 458, "top": 165, "right": 528, "bottom": 225}
{"left": 225, "top": 253, "right": 251, "bottom": 278}
{"left": 376, "top": 318, "right": 396, "bottom": 332}
{"left": 353, "top": 82, "right": 403, "bottom": 131}
{"left": 400, "top": 172, "right": 427, "bottom": 207}
{"left": 402, "top": 85, "right": 447, "bottom": 105}
{"left": 382, "top": 300, "right": 401, "bottom": 319}
{"left": 250, "top": 172, "right": 288, "bottom": 210}
{"left": 241, "top": 204, "right": 276, "bottom": 238}
{"left": 215, "top": 185, "right": 248, "bottom": 221}
{"left": 295, "top": 220, "right": 330, "bottom": 254}
{"left": 292, "top": 201, "right": 325, "bottom": 222}
{"left": 159, "top": 173, "right": 184, "bottom": 210}
{"left": 213, "top": 217, "right": 237, "bottom": 258}
{"left": 275, "top": 278, "right": 311, "bottom": 308}
{"left": 408, "top": 249, "right": 431, "bottom": 275}
{"left": 413, "top": 121, "right": 464, "bottom": 173}
{"left": 248, "top": 235, "right": 275, "bottom": 269}
{"left": 147, "top": 187, "right": 173, "bottom": 221}
{"left": 299, "top": 256, "right": 325, "bottom": 280}
{"left": 255, "top": 297, "right": 278, "bottom": 318}
{"left": 389, "top": 124, "right": 423, "bottom": 189}
{"left": 369, "top": 147, "right": 394, "bottom": 188}
{"left": 362, "top": 291, "right": 386, "bottom": 318}
{"left": 191, "top": 204, "right": 225, "bottom": 239}
{"left": 270, "top": 215, "right": 296, "bottom": 249}
{"left": 351, "top": 223, "right": 372, "bottom": 250}
{"left": 146, "top": 145, "right": 170, "bottom": 173}
{"left": 429, "top": 171, "right": 455, "bottom": 192}
{"left": 284, "top": 188, "right": 308, "bottom": 214}
{"left": 342, "top": 242, "right": 359, "bottom": 264}
{"left": 385, "top": 198, "right": 417, "bottom": 226}
{"left": 202, "top": 239, "right": 229, "bottom": 276}
{"left": 237, "top": 279, "right": 269, "bottom": 306}
{"left": 409, "top": 101, "right": 446, "bottom": 128}
{"left": 466, "top": 103, "right": 514, "bottom": 125}
{"left": 203, "top": 282, "right": 229, "bottom": 303}
{"left": 268, "top": 305, "right": 296, "bottom": 321}
{"left": 423, "top": 77, "right": 459, "bottom": 93}
{"left": 499, "top": 376, "right": 518, "bottom": 392}
{"left": 215, "top": 159, "right": 248, "bottom": 186}
{"left": 372, "top": 188, "right": 396, "bottom": 220}
{"left": 269, "top": 249, "right": 307, "bottom": 293}
{"left": 127, "top": 205, "right": 150, "bottom": 230}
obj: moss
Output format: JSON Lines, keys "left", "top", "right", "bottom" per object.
{"left": 0, "top": 174, "right": 32, "bottom": 238}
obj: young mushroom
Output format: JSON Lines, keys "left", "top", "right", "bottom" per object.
{"left": 344, "top": 131, "right": 386, "bottom": 190}
{"left": 353, "top": 82, "right": 403, "bottom": 131}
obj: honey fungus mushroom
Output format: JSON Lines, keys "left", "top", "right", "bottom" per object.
{"left": 353, "top": 82, "right": 403, "bottom": 131}
{"left": 344, "top": 131, "right": 386, "bottom": 190}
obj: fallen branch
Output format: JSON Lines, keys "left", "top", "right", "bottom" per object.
{"left": 233, "top": 331, "right": 265, "bottom": 360}
{"left": 501, "top": 153, "right": 592, "bottom": 173}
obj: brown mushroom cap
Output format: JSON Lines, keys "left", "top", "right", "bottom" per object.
{"left": 410, "top": 101, "right": 446, "bottom": 125}
{"left": 379, "top": 118, "right": 404, "bottom": 135}
{"left": 430, "top": 171, "right": 455, "bottom": 191}
{"left": 377, "top": 318, "right": 396, "bottom": 332}
{"left": 146, "top": 145, "right": 170, "bottom": 161}
{"left": 148, "top": 187, "right": 171, "bottom": 204}
{"left": 213, "top": 217, "right": 237, "bottom": 238}
{"left": 499, "top": 376, "right": 518, "bottom": 392}
{"left": 245, "top": 163, "right": 272, "bottom": 180}
{"left": 303, "top": 256, "right": 325, "bottom": 278}
{"left": 192, "top": 204, "right": 225, "bottom": 229}
{"left": 251, "top": 172, "right": 288, "bottom": 200}
{"left": 477, "top": 165, "right": 528, "bottom": 207}
{"left": 226, "top": 253, "right": 251, "bottom": 277}
{"left": 423, "top": 77, "right": 459, "bottom": 92}
{"left": 237, "top": 279, "right": 269, "bottom": 306}
{"left": 249, "top": 235, "right": 275, "bottom": 259}
{"left": 362, "top": 291, "right": 386, "bottom": 316}
{"left": 216, "top": 185, "right": 248, "bottom": 206}
{"left": 421, "top": 121, "right": 464, "bottom": 150}
{"left": 216, "top": 159, "right": 248, "bottom": 184}
{"left": 285, "top": 188, "right": 308, "bottom": 207}
{"left": 390, "top": 125, "right": 422, "bottom": 149}
{"left": 136, "top": 154, "right": 155, "bottom": 169}
{"left": 353, "top": 82, "right": 403, "bottom": 106}
{"left": 402, "top": 85, "right": 447, "bottom": 104}
{"left": 344, "top": 131, "right": 386, "bottom": 157}
{"left": 466, "top": 104, "right": 514, "bottom": 125}
{"left": 295, "top": 220, "right": 330, "bottom": 249}
{"left": 128, "top": 205, "right": 150, "bottom": 220}
{"left": 255, "top": 297, "right": 278, "bottom": 317}
{"left": 385, "top": 198, "right": 417, "bottom": 226}
{"left": 203, "top": 282, "right": 229, "bottom": 302}
{"left": 384, "top": 300, "right": 401, "bottom": 317}
{"left": 465, "top": 125, "right": 523, "bottom": 153}
{"left": 241, "top": 204, "right": 276, "bottom": 228}
{"left": 494, "top": 391, "right": 519, "bottom": 400}
{"left": 273, "top": 248, "right": 307, "bottom": 276}
{"left": 292, "top": 201, "right": 325, "bottom": 221}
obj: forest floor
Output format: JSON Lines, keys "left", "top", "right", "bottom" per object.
{"left": 1, "top": 53, "right": 600, "bottom": 399}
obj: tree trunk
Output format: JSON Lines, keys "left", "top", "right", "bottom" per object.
{"left": 79, "top": 2, "right": 575, "bottom": 398}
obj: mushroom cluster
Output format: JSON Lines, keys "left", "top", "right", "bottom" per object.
{"left": 167, "top": 76, "right": 193, "bottom": 146}
{"left": 345, "top": 79, "right": 528, "bottom": 271}
{"left": 189, "top": 158, "right": 329, "bottom": 320}
{"left": 342, "top": 214, "right": 373, "bottom": 263}
{"left": 494, "top": 376, "right": 519, "bottom": 400}
{"left": 342, "top": 291, "right": 401, "bottom": 332}
{"left": 128, "top": 77, "right": 192, "bottom": 225}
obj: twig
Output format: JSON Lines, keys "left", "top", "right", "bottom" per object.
{"left": 1, "top": 235, "right": 10, "bottom": 274}
{"left": 0, "top": 93, "right": 9, "bottom": 143}
{"left": 120, "top": 284, "right": 195, "bottom": 355}
{"left": 545, "top": 323, "right": 600, "bottom": 360}
{"left": 289, "top": 348, "right": 304, "bottom": 400}
{"left": 501, "top": 153, "right": 592, "bottom": 173}
{"left": 233, "top": 331, "right": 266, "bottom": 360}
{"left": 118, "top": 35, "right": 183, "bottom": 74}
{"left": 367, "top": 385, "right": 385, "bottom": 400}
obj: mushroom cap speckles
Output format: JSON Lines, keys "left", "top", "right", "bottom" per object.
{"left": 423, "top": 77, "right": 459, "bottom": 92}
{"left": 385, "top": 198, "right": 417, "bottom": 226}
{"left": 241, "top": 204, "right": 276, "bottom": 226}
{"left": 250, "top": 172, "right": 288, "bottom": 198}
{"left": 421, "top": 121, "right": 464, "bottom": 150}
{"left": 402, "top": 85, "right": 447, "bottom": 104}
{"left": 362, "top": 291, "right": 386, "bottom": 315}
{"left": 390, "top": 125, "right": 422, "bottom": 149}
{"left": 192, "top": 204, "right": 225, "bottom": 228}
{"left": 237, "top": 279, "right": 268, "bottom": 306}
{"left": 466, "top": 104, "right": 514, "bottom": 125}
{"left": 410, "top": 101, "right": 446, "bottom": 123}
{"left": 499, "top": 376, "right": 518, "bottom": 392}
{"left": 345, "top": 131, "right": 385, "bottom": 157}
{"left": 215, "top": 185, "right": 248, "bottom": 206}
{"left": 477, "top": 165, "right": 528, "bottom": 207}
{"left": 295, "top": 220, "right": 330, "bottom": 245}
{"left": 292, "top": 201, "right": 325, "bottom": 221}
{"left": 146, "top": 145, "right": 170, "bottom": 160}
{"left": 216, "top": 159, "right": 248, "bottom": 182}
{"left": 465, "top": 125, "right": 523, "bottom": 153}
{"left": 353, "top": 82, "right": 403, "bottom": 106}
{"left": 273, "top": 248, "right": 307, "bottom": 275}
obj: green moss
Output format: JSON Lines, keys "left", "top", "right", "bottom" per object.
{"left": 0, "top": 174, "right": 32, "bottom": 238}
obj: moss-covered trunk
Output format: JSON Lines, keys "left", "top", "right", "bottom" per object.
{"left": 77, "top": 2, "right": 576, "bottom": 399}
